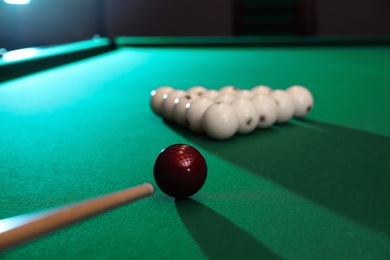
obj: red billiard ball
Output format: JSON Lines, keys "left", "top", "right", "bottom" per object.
{"left": 153, "top": 144, "right": 207, "bottom": 199}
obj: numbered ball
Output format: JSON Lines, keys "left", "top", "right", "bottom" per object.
{"left": 230, "top": 98, "right": 259, "bottom": 134}
{"left": 150, "top": 86, "right": 173, "bottom": 116}
{"left": 250, "top": 94, "right": 278, "bottom": 128}
{"left": 235, "top": 90, "right": 254, "bottom": 99}
{"left": 187, "top": 86, "right": 207, "bottom": 97}
{"left": 251, "top": 85, "right": 272, "bottom": 95}
{"left": 214, "top": 94, "right": 235, "bottom": 104}
{"left": 286, "top": 85, "right": 314, "bottom": 118}
{"left": 269, "top": 90, "right": 295, "bottom": 123}
{"left": 186, "top": 98, "right": 214, "bottom": 133}
{"left": 201, "top": 90, "right": 220, "bottom": 101}
{"left": 173, "top": 94, "right": 199, "bottom": 127}
{"left": 219, "top": 85, "right": 239, "bottom": 95}
{"left": 203, "top": 103, "right": 239, "bottom": 140}
{"left": 161, "top": 90, "right": 186, "bottom": 121}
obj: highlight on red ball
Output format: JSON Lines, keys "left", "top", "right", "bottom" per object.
{"left": 153, "top": 144, "right": 207, "bottom": 199}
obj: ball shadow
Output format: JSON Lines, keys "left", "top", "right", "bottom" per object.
{"left": 167, "top": 119, "right": 390, "bottom": 236}
{"left": 175, "top": 199, "right": 281, "bottom": 259}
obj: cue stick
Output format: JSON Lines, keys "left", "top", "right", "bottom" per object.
{"left": 0, "top": 183, "right": 154, "bottom": 252}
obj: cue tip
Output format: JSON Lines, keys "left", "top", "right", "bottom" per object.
{"left": 144, "top": 182, "right": 155, "bottom": 194}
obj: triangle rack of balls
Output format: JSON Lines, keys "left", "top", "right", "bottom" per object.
{"left": 150, "top": 85, "right": 314, "bottom": 140}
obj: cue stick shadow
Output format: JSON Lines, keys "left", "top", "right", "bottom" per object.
{"left": 165, "top": 119, "right": 390, "bottom": 238}
{"left": 175, "top": 199, "right": 281, "bottom": 260}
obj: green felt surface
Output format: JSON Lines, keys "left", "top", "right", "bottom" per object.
{"left": 116, "top": 35, "right": 390, "bottom": 47}
{"left": 1, "top": 38, "right": 390, "bottom": 259}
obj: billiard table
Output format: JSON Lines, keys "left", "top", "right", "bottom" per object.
{"left": 1, "top": 36, "right": 390, "bottom": 259}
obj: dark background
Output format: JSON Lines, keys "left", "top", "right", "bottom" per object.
{"left": 0, "top": 0, "right": 389, "bottom": 50}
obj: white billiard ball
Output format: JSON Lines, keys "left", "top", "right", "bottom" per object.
{"left": 250, "top": 94, "right": 278, "bottom": 128}
{"left": 187, "top": 86, "right": 207, "bottom": 96}
{"left": 150, "top": 86, "right": 173, "bottom": 116}
{"left": 203, "top": 103, "right": 239, "bottom": 140}
{"left": 161, "top": 90, "right": 186, "bottom": 121}
{"left": 269, "top": 90, "right": 295, "bottom": 123}
{"left": 173, "top": 94, "right": 199, "bottom": 127}
{"left": 219, "top": 85, "right": 239, "bottom": 95}
{"left": 186, "top": 98, "right": 214, "bottom": 133}
{"left": 230, "top": 98, "right": 259, "bottom": 134}
{"left": 286, "top": 85, "right": 314, "bottom": 118}
{"left": 235, "top": 90, "right": 253, "bottom": 99}
{"left": 201, "top": 90, "right": 220, "bottom": 100}
{"left": 251, "top": 85, "right": 272, "bottom": 95}
{"left": 214, "top": 94, "right": 235, "bottom": 104}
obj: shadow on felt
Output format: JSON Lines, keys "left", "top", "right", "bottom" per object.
{"left": 175, "top": 199, "right": 281, "bottom": 259}
{"left": 166, "top": 119, "right": 390, "bottom": 237}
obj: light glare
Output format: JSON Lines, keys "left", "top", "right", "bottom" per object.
{"left": 4, "top": 0, "right": 31, "bottom": 4}
{"left": 2, "top": 48, "right": 39, "bottom": 61}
